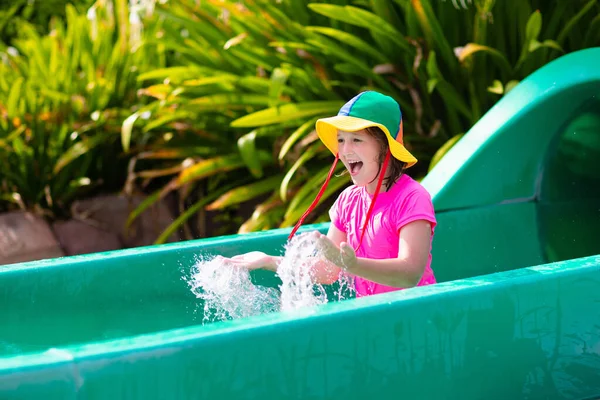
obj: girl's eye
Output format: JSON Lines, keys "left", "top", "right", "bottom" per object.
{"left": 337, "top": 138, "right": 343, "bottom": 143}
{"left": 353, "top": 138, "right": 361, "bottom": 143}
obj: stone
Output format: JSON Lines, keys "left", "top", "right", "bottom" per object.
{"left": 52, "top": 219, "right": 122, "bottom": 256}
{"left": 0, "top": 211, "right": 64, "bottom": 266}
{"left": 68, "top": 193, "right": 179, "bottom": 248}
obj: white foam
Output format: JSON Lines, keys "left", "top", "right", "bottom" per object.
{"left": 188, "top": 232, "right": 354, "bottom": 322}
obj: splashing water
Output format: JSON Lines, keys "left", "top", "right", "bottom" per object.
{"left": 188, "top": 256, "right": 280, "bottom": 323}
{"left": 187, "top": 232, "right": 354, "bottom": 323}
{"left": 277, "top": 232, "right": 329, "bottom": 312}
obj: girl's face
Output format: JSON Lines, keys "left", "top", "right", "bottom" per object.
{"left": 337, "top": 129, "right": 385, "bottom": 193}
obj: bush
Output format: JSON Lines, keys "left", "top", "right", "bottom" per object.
{"left": 124, "top": 0, "right": 600, "bottom": 242}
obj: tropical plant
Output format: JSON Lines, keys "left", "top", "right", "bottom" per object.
{"left": 0, "top": 0, "right": 96, "bottom": 46}
{"left": 0, "top": 0, "right": 164, "bottom": 218}
{"left": 126, "top": 0, "right": 600, "bottom": 242}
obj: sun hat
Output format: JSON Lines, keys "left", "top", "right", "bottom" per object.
{"left": 287, "top": 91, "right": 414, "bottom": 250}
{"left": 316, "top": 91, "right": 417, "bottom": 167}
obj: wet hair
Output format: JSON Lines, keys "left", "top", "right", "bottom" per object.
{"left": 337, "top": 126, "right": 406, "bottom": 191}
{"left": 365, "top": 126, "right": 407, "bottom": 191}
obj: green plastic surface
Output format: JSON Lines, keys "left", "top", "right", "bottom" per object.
{"left": 2, "top": 48, "right": 600, "bottom": 399}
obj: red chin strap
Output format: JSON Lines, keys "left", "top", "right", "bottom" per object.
{"left": 287, "top": 153, "right": 339, "bottom": 240}
{"left": 288, "top": 150, "right": 391, "bottom": 254}
{"left": 355, "top": 150, "right": 390, "bottom": 252}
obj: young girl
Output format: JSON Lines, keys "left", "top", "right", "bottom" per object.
{"left": 225, "top": 91, "right": 437, "bottom": 297}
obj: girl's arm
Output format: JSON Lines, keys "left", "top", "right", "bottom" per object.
{"left": 223, "top": 225, "right": 347, "bottom": 285}
{"left": 319, "top": 219, "right": 432, "bottom": 288}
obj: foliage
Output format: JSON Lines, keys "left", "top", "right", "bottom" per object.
{"left": 0, "top": 1, "right": 164, "bottom": 217}
{"left": 124, "top": 0, "right": 600, "bottom": 242}
{"left": 0, "top": 0, "right": 96, "bottom": 46}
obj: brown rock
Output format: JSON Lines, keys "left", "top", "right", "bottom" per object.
{"left": 68, "top": 193, "right": 179, "bottom": 248}
{"left": 52, "top": 219, "right": 122, "bottom": 256}
{"left": 0, "top": 211, "right": 64, "bottom": 266}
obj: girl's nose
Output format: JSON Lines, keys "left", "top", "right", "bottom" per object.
{"left": 340, "top": 141, "right": 353, "bottom": 154}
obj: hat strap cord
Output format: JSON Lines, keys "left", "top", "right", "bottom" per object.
{"left": 288, "top": 150, "right": 390, "bottom": 259}
{"left": 288, "top": 153, "right": 340, "bottom": 241}
{"left": 354, "top": 150, "right": 391, "bottom": 252}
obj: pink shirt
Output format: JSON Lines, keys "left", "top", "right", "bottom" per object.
{"left": 329, "top": 174, "right": 437, "bottom": 297}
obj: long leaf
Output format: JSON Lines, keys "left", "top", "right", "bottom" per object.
{"left": 280, "top": 143, "right": 321, "bottom": 201}
{"left": 411, "top": 0, "right": 457, "bottom": 74}
{"left": 278, "top": 117, "right": 318, "bottom": 161}
{"left": 54, "top": 133, "right": 108, "bottom": 174}
{"left": 153, "top": 181, "right": 239, "bottom": 244}
{"left": 121, "top": 111, "right": 140, "bottom": 152}
{"left": 230, "top": 101, "right": 343, "bottom": 127}
{"left": 456, "top": 43, "right": 512, "bottom": 77}
{"left": 557, "top": 0, "right": 597, "bottom": 46}
{"left": 308, "top": 4, "right": 410, "bottom": 51}
{"left": 237, "top": 130, "right": 263, "bottom": 178}
{"left": 206, "top": 174, "right": 283, "bottom": 210}
{"left": 305, "top": 27, "right": 388, "bottom": 64}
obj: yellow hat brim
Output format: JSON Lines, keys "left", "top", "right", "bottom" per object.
{"left": 315, "top": 116, "right": 418, "bottom": 168}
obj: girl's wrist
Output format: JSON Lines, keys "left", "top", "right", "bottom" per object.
{"left": 340, "top": 256, "right": 358, "bottom": 272}
{"left": 266, "top": 255, "right": 280, "bottom": 272}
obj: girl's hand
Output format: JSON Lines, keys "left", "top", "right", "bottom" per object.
{"left": 315, "top": 232, "right": 357, "bottom": 271}
{"left": 216, "top": 252, "right": 276, "bottom": 271}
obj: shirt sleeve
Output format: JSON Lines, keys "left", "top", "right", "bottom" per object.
{"left": 394, "top": 187, "right": 437, "bottom": 234}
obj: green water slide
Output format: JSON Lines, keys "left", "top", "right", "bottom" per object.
{"left": 1, "top": 48, "right": 600, "bottom": 399}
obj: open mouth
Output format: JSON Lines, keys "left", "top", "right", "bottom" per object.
{"left": 348, "top": 161, "right": 363, "bottom": 175}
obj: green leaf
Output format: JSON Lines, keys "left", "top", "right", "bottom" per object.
{"left": 280, "top": 143, "right": 321, "bottom": 201}
{"left": 516, "top": 10, "right": 544, "bottom": 70}
{"left": 230, "top": 101, "right": 343, "bottom": 128}
{"left": 305, "top": 27, "right": 388, "bottom": 64}
{"left": 54, "top": 134, "right": 109, "bottom": 174}
{"left": 528, "top": 39, "right": 564, "bottom": 53}
{"left": 557, "top": 0, "right": 597, "bottom": 45}
{"left": 410, "top": 0, "right": 457, "bottom": 74}
{"left": 268, "top": 67, "right": 289, "bottom": 106}
{"left": 190, "top": 94, "right": 275, "bottom": 108}
{"left": 7, "top": 77, "right": 24, "bottom": 118}
{"left": 428, "top": 134, "right": 463, "bottom": 172}
{"left": 487, "top": 80, "right": 504, "bottom": 95}
{"left": 278, "top": 117, "right": 318, "bottom": 161}
{"left": 206, "top": 175, "right": 283, "bottom": 210}
{"left": 121, "top": 111, "right": 140, "bottom": 152}
{"left": 142, "top": 111, "right": 194, "bottom": 133}
{"left": 154, "top": 181, "right": 239, "bottom": 245}
{"left": 176, "top": 154, "right": 245, "bottom": 187}
{"left": 434, "top": 80, "right": 472, "bottom": 120}
{"left": 307, "top": 4, "right": 409, "bottom": 51}
{"left": 456, "top": 43, "right": 512, "bottom": 77}
{"left": 237, "top": 130, "right": 263, "bottom": 178}
{"left": 525, "top": 10, "right": 542, "bottom": 42}
{"left": 137, "top": 66, "right": 202, "bottom": 82}
{"left": 126, "top": 189, "right": 161, "bottom": 228}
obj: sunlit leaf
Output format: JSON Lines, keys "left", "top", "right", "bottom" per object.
{"left": 237, "top": 130, "right": 263, "bottom": 178}
{"left": 278, "top": 117, "right": 318, "bottom": 161}
{"left": 306, "top": 27, "right": 388, "bottom": 64}
{"left": 455, "top": 43, "right": 512, "bottom": 76}
{"left": 121, "top": 111, "right": 140, "bottom": 152}
{"left": 280, "top": 143, "right": 321, "bottom": 202}
{"left": 428, "top": 134, "right": 463, "bottom": 172}
{"left": 54, "top": 133, "right": 108, "bottom": 174}
{"left": 206, "top": 174, "right": 283, "bottom": 210}
{"left": 230, "top": 101, "right": 343, "bottom": 127}
{"left": 154, "top": 181, "right": 239, "bottom": 244}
